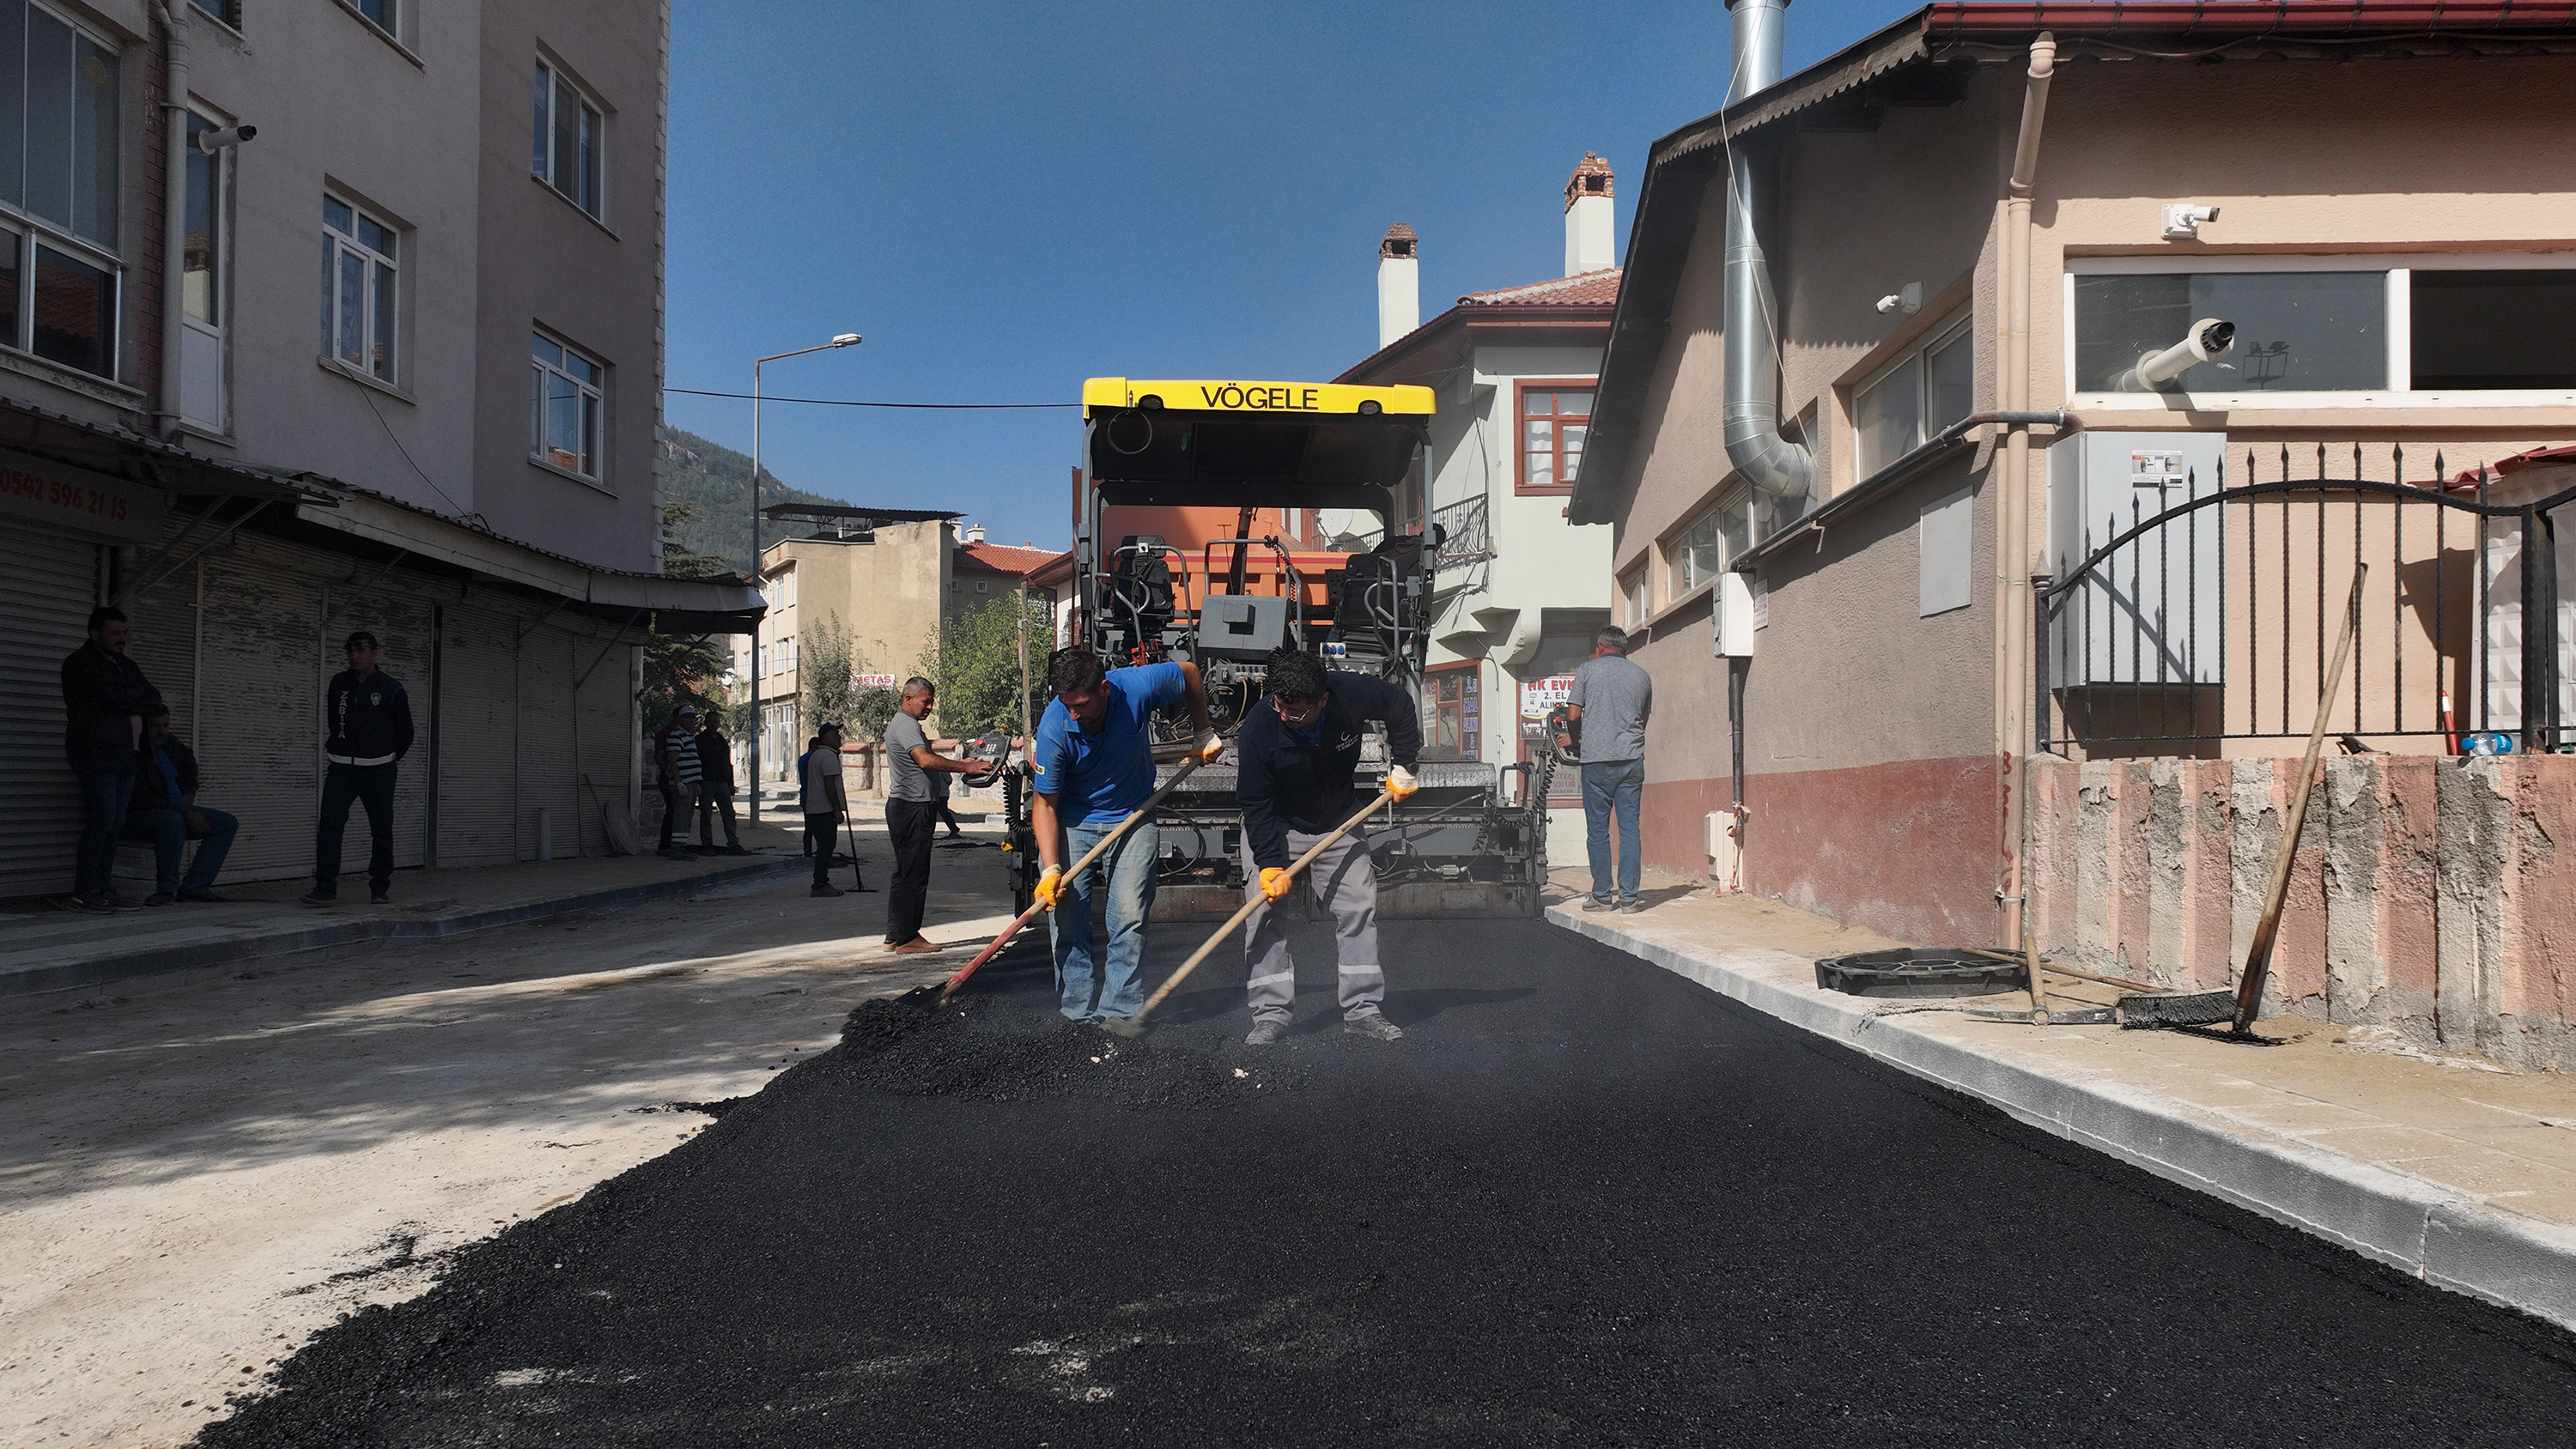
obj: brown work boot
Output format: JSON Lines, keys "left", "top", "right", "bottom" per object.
{"left": 891, "top": 936, "right": 938, "bottom": 954}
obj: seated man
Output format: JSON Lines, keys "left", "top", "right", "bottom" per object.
{"left": 125, "top": 705, "right": 239, "bottom": 905}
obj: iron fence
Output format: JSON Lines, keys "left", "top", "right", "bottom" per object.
{"left": 2037, "top": 444, "right": 2576, "bottom": 757}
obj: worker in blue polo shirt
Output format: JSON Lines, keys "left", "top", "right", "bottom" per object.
{"left": 1030, "top": 647, "right": 1220, "bottom": 1023}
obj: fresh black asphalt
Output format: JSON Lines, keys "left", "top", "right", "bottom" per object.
{"left": 198, "top": 914, "right": 2576, "bottom": 1446}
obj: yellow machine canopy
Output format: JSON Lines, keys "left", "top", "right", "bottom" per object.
{"left": 1081, "top": 378, "right": 1432, "bottom": 504}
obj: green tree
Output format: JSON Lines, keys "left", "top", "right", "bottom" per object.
{"left": 800, "top": 611, "right": 856, "bottom": 735}
{"left": 915, "top": 591, "right": 1049, "bottom": 739}
{"left": 641, "top": 500, "right": 732, "bottom": 726}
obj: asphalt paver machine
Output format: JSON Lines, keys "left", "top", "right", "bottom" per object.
{"left": 995, "top": 378, "right": 1554, "bottom": 921}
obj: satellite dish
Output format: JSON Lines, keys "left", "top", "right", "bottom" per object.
{"left": 1315, "top": 508, "right": 1356, "bottom": 540}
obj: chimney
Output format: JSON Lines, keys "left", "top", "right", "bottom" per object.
{"left": 963, "top": 523, "right": 985, "bottom": 544}
{"left": 1564, "top": 153, "right": 1615, "bottom": 276}
{"left": 1377, "top": 223, "right": 1419, "bottom": 349}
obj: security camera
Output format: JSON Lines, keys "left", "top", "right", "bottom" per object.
{"left": 195, "top": 124, "right": 256, "bottom": 152}
{"left": 1874, "top": 281, "right": 1923, "bottom": 317}
{"left": 2160, "top": 203, "right": 2220, "bottom": 240}
{"left": 2120, "top": 318, "right": 2237, "bottom": 391}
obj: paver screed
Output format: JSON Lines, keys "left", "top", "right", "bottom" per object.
{"left": 197, "top": 916, "right": 2576, "bottom": 1446}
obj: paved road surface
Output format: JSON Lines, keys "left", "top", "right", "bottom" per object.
{"left": 199, "top": 914, "right": 2576, "bottom": 1446}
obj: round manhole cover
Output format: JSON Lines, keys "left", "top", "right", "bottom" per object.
{"left": 1814, "top": 948, "right": 2025, "bottom": 999}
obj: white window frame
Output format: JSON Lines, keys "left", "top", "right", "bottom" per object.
{"left": 1619, "top": 562, "right": 1649, "bottom": 628}
{"left": 2064, "top": 253, "right": 2576, "bottom": 410}
{"left": 532, "top": 58, "right": 605, "bottom": 220}
{"left": 176, "top": 109, "right": 231, "bottom": 431}
{"left": 1849, "top": 312, "right": 1973, "bottom": 482}
{"left": 1661, "top": 485, "right": 1753, "bottom": 609}
{"left": 345, "top": 0, "right": 398, "bottom": 41}
{"left": 0, "top": 2, "right": 125, "bottom": 384}
{"left": 530, "top": 330, "right": 605, "bottom": 481}
{"left": 320, "top": 193, "right": 398, "bottom": 385}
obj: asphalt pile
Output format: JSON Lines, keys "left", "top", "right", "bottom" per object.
{"left": 194, "top": 919, "right": 2576, "bottom": 1447}
{"left": 826, "top": 992, "right": 1287, "bottom": 1109}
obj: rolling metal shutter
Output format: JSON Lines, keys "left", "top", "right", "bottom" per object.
{"left": 196, "top": 555, "right": 325, "bottom": 880}
{"left": 435, "top": 603, "right": 519, "bottom": 866}
{"left": 517, "top": 622, "right": 579, "bottom": 860}
{"left": 0, "top": 528, "right": 105, "bottom": 898}
{"left": 572, "top": 631, "right": 638, "bottom": 857}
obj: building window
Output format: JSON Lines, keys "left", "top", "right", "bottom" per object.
{"left": 1619, "top": 563, "right": 1648, "bottom": 627}
{"left": 1424, "top": 663, "right": 1479, "bottom": 761}
{"left": 183, "top": 117, "right": 220, "bottom": 325}
{"left": 320, "top": 196, "right": 397, "bottom": 382}
{"left": 188, "top": 0, "right": 238, "bottom": 25}
{"left": 1516, "top": 380, "right": 1593, "bottom": 495}
{"left": 2411, "top": 271, "right": 2576, "bottom": 391}
{"left": 2067, "top": 258, "right": 2576, "bottom": 397}
{"left": 531, "top": 332, "right": 602, "bottom": 478}
{"left": 532, "top": 62, "right": 603, "bottom": 218}
{"left": 0, "top": 3, "right": 121, "bottom": 381}
{"left": 1662, "top": 488, "right": 1753, "bottom": 605}
{"left": 350, "top": 0, "right": 395, "bottom": 35}
{"left": 2075, "top": 272, "right": 2382, "bottom": 393}
{"left": 1852, "top": 318, "right": 1973, "bottom": 478}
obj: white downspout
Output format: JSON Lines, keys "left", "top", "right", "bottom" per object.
{"left": 1999, "top": 33, "right": 2055, "bottom": 961}
{"left": 1719, "top": 0, "right": 1813, "bottom": 504}
{"left": 153, "top": 1, "right": 189, "bottom": 440}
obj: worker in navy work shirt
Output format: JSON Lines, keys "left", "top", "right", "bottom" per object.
{"left": 1234, "top": 646, "right": 1421, "bottom": 1046}
{"left": 302, "top": 630, "right": 415, "bottom": 906}
{"left": 1029, "top": 647, "right": 1220, "bottom": 1023}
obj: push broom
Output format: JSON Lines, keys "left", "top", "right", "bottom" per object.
{"left": 1101, "top": 788, "right": 1396, "bottom": 1039}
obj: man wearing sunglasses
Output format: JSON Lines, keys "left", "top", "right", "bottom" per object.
{"left": 1233, "top": 646, "right": 1421, "bottom": 1046}
{"left": 301, "top": 630, "right": 414, "bottom": 906}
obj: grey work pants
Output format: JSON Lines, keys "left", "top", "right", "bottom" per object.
{"left": 1242, "top": 828, "right": 1384, "bottom": 1023}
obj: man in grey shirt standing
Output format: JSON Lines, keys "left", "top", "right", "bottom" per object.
{"left": 884, "top": 677, "right": 978, "bottom": 953}
{"left": 1561, "top": 625, "right": 1652, "bottom": 912}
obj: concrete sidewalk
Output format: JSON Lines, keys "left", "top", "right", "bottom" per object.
{"left": 0, "top": 820, "right": 835, "bottom": 997}
{"left": 1546, "top": 869, "right": 2576, "bottom": 1331}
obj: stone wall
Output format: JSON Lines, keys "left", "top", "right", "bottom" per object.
{"left": 2027, "top": 755, "right": 2576, "bottom": 1071}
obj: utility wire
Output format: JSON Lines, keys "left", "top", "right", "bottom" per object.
{"left": 664, "top": 387, "right": 1077, "bottom": 409}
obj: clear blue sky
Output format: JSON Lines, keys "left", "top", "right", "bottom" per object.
{"left": 663, "top": 0, "right": 1925, "bottom": 550}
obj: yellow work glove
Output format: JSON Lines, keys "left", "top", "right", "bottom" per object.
{"left": 1259, "top": 867, "right": 1293, "bottom": 901}
{"left": 1387, "top": 764, "right": 1420, "bottom": 803}
{"left": 1034, "top": 864, "right": 1066, "bottom": 911}
{"left": 1194, "top": 730, "right": 1225, "bottom": 764}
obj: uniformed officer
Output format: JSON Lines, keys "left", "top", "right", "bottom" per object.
{"left": 302, "top": 630, "right": 416, "bottom": 906}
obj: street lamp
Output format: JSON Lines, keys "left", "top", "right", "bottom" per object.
{"left": 748, "top": 331, "right": 860, "bottom": 825}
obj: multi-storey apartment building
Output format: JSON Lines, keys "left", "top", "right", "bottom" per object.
{"left": 0, "top": 0, "right": 752, "bottom": 898}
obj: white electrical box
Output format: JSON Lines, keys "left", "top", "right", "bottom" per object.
{"left": 2046, "top": 430, "right": 2226, "bottom": 686}
{"left": 1712, "top": 573, "right": 1756, "bottom": 658}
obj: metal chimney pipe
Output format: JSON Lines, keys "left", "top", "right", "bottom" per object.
{"left": 1720, "top": 0, "right": 1813, "bottom": 502}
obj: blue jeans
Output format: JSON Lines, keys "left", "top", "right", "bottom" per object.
{"left": 1582, "top": 759, "right": 1644, "bottom": 904}
{"left": 1047, "top": 815, "right": 1159, "bottom": 1022}
{"left": 71, "top": 757, "right": 137, "bottom": 898}
{"left": 130, "top": 806, "right": 239, "bottom": 894}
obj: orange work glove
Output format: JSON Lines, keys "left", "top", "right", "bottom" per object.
{"left": 1259, "top": 867, "right": 1292, "bottom": 901}
{"left": 1034, "top": 865, "right": 1066, "bottom": 911}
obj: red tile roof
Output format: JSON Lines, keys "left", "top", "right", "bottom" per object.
{"left": 1458, "top": 267, "right": 1622, "bottom": 308}
{"left": 957, "top": 539, "right": 1060, "bottom": 578}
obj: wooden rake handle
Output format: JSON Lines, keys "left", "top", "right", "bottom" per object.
{"left": 939, "top": 749, "right": 1217, "bottom": 1000}
{"left": 1127, "top": 789, "right": 1398, "bottom": 1026}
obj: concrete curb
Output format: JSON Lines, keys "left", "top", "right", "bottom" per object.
{"left": 1546, "top": 902, "right": 2576, "bottom": 1332}
{"left": 5, "top": 857, "right": 806, "bottom": 997}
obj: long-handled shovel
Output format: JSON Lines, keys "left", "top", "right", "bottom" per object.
{"left": 937, "top": 749, "right": 1221, "bottom": 1001}
{"left": 843, "top": 811, "right": 875, "bottom": 893}
{"left": 1102, "top": 789, "right": 1396, "bottom": 1039}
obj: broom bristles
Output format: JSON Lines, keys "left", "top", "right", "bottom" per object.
{"left": 2118, "top": 990, "right": 2237, "bottom": 1028}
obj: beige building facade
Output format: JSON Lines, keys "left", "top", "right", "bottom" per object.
{"left": 1574, "top": 0, "right": 2576, "bottom": 973}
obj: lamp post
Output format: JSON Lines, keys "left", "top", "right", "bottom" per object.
{"left": 748, "top": 332, "right": 860, "bottom": 825}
